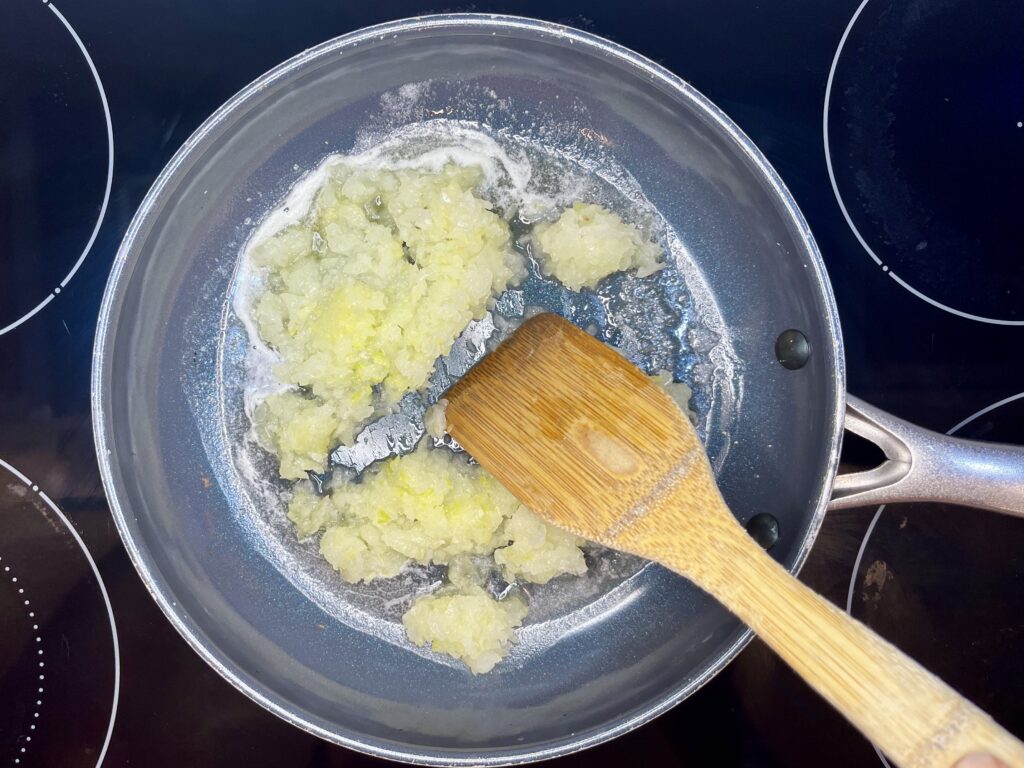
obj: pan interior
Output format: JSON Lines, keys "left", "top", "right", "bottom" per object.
{"left": 225, "top": 117, "right": 742, "bottom": 664}
{"left": 95, "top": 17, "right": 843, "bottom": 764}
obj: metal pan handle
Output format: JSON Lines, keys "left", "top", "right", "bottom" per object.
{"left": 829, "top": 395, "right": 1024, "bottom": 517}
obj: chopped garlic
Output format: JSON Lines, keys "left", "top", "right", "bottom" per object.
{"left": 286, "top": 482, "right": 339, "bottom": 539}
{"left": 533, "top": 203, "right": 663, "bottom": 290}
{"left": 403, "top": 587, "right": 527, "bottom": 674}
{"left": 424, "top": 399, "right": 448, "bottom": 439}
{"left": 494, "top": 507, "right": 587, "bottom": 584}
{"left": 247, "top": 162, "right": 701, "bottom": 674}
{"left": 323, "top": 443, "right": 516, "bottom": 580}
{"left": 250, "top": 163, "right": 521, "bottom": 478}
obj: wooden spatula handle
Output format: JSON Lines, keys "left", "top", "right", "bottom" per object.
{"left": 443, "top": 312, "right": 1020, "bottom": 764}
{"left": 668, "top": 533, "right": 1024, "bottom": 768}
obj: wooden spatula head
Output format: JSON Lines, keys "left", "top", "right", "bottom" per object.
{"left": 444, "top": 312, "right": 722, "bottom": 555}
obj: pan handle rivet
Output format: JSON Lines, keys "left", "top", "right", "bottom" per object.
{"left": 746, "top": 513, "right": 780, "bottom": 549}
{"left": 775, "top": 329, "right": 810, "bottom": 370}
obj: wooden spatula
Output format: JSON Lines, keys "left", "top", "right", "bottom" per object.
{"left": 444, "top": 312, "right": 1024, "bottom": 768}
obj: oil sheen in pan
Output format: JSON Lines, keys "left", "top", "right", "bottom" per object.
{"left": 212, "top": 116, "right": 740, "bottom": 669}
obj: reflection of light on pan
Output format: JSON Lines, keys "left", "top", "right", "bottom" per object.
{"left": 0, "top": 2, "right": 113, "bottom": 337}
{"left": 823, "top": 0, "right": 1024, "bottom": 327}
{"left": 1, "top": 554, "right": 44, "bottom": 765}
{"left": 845, "top": 391, "right": 1024, "bottom": 767}
{"left": 0, "top": 458, "right": 120, "bottom": 767}
{"left": 518, "top": 567, "right": 649, "bottom": 645}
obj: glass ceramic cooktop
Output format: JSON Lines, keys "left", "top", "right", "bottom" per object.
{"left": 1, "top": 0, "right": 1021, "bottom": 765}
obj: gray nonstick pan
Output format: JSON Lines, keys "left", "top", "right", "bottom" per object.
{"left": 91, "top": 14, "right": 1024, "bottom": 766}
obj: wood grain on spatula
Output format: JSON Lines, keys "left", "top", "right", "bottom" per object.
{"left": 444, "top": 313, "right": 1024, "bottom": 768}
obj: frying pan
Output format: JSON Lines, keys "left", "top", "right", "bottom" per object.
{"left": 91, "top": 14, "right": 1024, "bottom": 765}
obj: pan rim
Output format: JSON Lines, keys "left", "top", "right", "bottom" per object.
{"left": 91, "top": 12, "right": 846, "bottom": 766}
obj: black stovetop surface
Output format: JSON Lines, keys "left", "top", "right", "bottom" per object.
{"left": 1, "top": 0, "right": 1021, "bottom": 765}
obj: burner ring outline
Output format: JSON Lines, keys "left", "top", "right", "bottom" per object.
{"left": 823, "top": 0, "right": 1024, "bottom": 327}
{"left": 0, "top": 2, "right": 114, "bottom": 337}
{"left": 0, "top": 459, "right": 120, "bottom": 767}
{"left": 845, "top": 391, "right": 1024, "bottom": 767}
